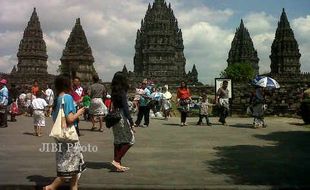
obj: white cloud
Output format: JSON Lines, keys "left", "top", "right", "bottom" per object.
{"left": 244, "top": 12, "right": 277, "bottom": 35}
{"left": 0, "top": 1, "right": 309, "bottom": 86}
{"left": 183, "top": 22, "right": 234, "bottom": 84}
{"left": 292, "top": 15, "right": 310, "bottom": 73}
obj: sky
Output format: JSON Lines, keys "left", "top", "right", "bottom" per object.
{"left": 0, "top": 0, "right": 309, "bottom": 85}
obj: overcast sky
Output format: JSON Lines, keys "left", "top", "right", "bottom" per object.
{"left": 0, "top": 0, "right": 309, "bottom": 85}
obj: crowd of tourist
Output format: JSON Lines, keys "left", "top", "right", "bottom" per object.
{"left": 1, "top": 73, "right": 310, "bottom": 189}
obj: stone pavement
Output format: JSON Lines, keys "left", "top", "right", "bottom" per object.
{"left": 0, "top": 115, "right": 310, "bottom": 190}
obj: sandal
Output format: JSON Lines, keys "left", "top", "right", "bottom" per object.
{"left": 91, "top": 127, "right": 96, "bottom": 131}
{"left": 111, "top": 161, "right": 125, "bottom": 172}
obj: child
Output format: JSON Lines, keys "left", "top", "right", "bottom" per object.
{"left": 31, "top": 91, "right": 47, "bottom": 136}
{"left": 82, "top": 91, "right": 91, "bottom": 121}
{"left": 104, "top": 94, "right": 112, "bottom": 110}
{"left": 197, "top": 94, "right": 214, "bottom": 126}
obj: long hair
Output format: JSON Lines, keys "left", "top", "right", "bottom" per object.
{"left": 52, "top": 74, "right": 72, "bottom": 111}
{"left": 111, "top": 71, "right": 129, "bottom": 108}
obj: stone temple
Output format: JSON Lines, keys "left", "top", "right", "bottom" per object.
{"left": 9, "top": 8, "right": 54, "bottom": 87}
{"left": 227, "top": 19, "right": 259, "bottom": 75}
{"left": 125, "top": 0, "right": 198, "bottom": 85}
{"left": 270, "top": 8, "right": 301, "bottom": 75}
{"left": 60, "top": 18, "right": 98, "bottom": 85}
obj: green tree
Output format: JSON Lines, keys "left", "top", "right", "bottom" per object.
{"left": 220, "top": 62, "right": 255, "bottom": 82}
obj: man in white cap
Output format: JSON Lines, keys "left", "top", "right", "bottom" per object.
{"left": 0, "top": 79, "right": 9, "bottom": 128}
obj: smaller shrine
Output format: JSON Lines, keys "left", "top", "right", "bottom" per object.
{"left": 60, "top": 18, "right": 98, "bottom": 85}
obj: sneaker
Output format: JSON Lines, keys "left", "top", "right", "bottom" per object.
{"left": 180, "top": 123, "right": 184, "bottom": 127}
{"left": 141, "top": 124, "right": 148, "bottom": 128}
{"left": 183, "top": 123, "right": 188, "bottom": 126}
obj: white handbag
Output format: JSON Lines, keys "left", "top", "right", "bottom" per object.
{"left": 49, "top": 97, "right": 79, "bottom": 142}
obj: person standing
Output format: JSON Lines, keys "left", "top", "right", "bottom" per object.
{"left": 9, "top": 84, "right": 19, "bottom": 122}
{"left": 162, "top": 85, "right": 172, "bottom": 120}
{"left": 82, "top": 90, "right": 91, "bottom": 121}
{"left": 43, "top": 84, "right": 54, "bottom": 117}
{"left": 31, "top": 80, "right": 39, "bottom": 97}
{"left": 104, "top": 94, "right": 112, "bottom": 110}
{"left": 89, "top": 75, "right": 107, "bottom": 132}
{"left": 0, "top": 79, "right": 9, "bottom": 128}
{"left": 110, "top": 71, "right": 135, "bottom": 172}
{"left": 300, "top": 85, "right": 310, "bottom": 124}
{"left": 177, "top": 81, "right": 191, "bottom": 126}
{"left": 216, "top": 80, "right": 230, "bottom": 126}
{"left": 71, "top": 77, "right": 84, "bottom": 136}
{"left": 31, "top": 91, "right": 48, "bottom": 136}
{"left": 44, "top": 74, "right": 85, "bottom": 190}
{"left": 134, "top": 80, "right": 151, "bottom": 128}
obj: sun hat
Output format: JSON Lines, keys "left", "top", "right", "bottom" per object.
{"left": 0, "top": 79, "right": 7, "bottom": 85}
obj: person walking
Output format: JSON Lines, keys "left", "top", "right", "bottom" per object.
{"left": 134, "top": 80, "right": 151, "bottom": 128}
{"left": 216, "top": 80, "right": 230, "bottom": 126}
{"left": 71, "top": 77, "right": 84, "bottom": 136}
{"left": 43, "top": 84, "right": 54, "bottom": 117}
{"left": 196, "top": 94, "right": 214, "bottom": 126}
{"left": 110, "top": 71, "right": 135, "bottom": 172}
{"left": 89, "top": 75, "right": 107, "bottom": 132}
{"left": 31, "top": 91, "right": 48, "bottom": 136}
{"left": 177, "top": 81, "right": 191, "bottom": 126}
{"left": 0, "top": 79, "right": 9, "bottom": 128}
{"left": 44, "top": 74, "right": 85, "bottom": 190}
{"left": 251, "top": 86, "right": 266, "bottom": 128}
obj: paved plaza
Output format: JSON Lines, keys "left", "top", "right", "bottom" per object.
{"left": 0, "top": 115, "right": 310, "bottom": 190}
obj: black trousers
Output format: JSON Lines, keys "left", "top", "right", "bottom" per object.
{"left": 197, "top": 114, "right": 210, "bottom": 124}
{"left": 219, "top": 106, "right": 229, "bottom": 124}
{"left": 135, "top": 106, "right": 150, "bottom": 126}
{"left": 181, "top": 112, "right": 187, "bottom": 123}
{"left": 0, "top": 107, "right": 8, "bottom": 128}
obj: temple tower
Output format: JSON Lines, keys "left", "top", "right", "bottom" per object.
{"left": 10, "top": 8, "right": 54, "bottom": 86}
{"left": 132, "top": 0, "right": 190, "bottom": 85}
{"left": 60, "top": 18, "right": 97, "bottom": 84}
{"left": 227, "top": 19, "right": 259, "bottom": 74}
{"left": 270, "top": 8, "right": 301, "bottom": 75}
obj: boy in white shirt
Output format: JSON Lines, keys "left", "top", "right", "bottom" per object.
{"left": 31, "top": 91, "right": 48, "bottom": 136}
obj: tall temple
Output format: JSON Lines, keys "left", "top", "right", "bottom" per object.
{"left": 270, "top": 8, "right": 301, "bottom": 75}
{"left": 10, "top": 8, "right": 54, "bottom": 86}
{"left": 129, "top": 0, "right": 198, "bottom": 85}
{"left": 227, "top": 19, "right": 259, "bottom": 74}
{"left": 60, "top": 18, "right": 97, "bottom": 85}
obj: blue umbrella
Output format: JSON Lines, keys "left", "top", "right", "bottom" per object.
{"left": 252, "top": 76, "right": 280, "bottom": 89}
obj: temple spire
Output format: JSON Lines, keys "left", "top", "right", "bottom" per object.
{"left": 16, "top": 7, "right": 47, "bottom": 74}
{"left": 227, "top": 19, "right": 259, "bottom": 74}
{"left": 122, "top": 65, "right": 128, "bottom": 74}
{"left": 61, "top": 18, "right": 97, "bottom": 84}
{"left": 10, "top": 8, "right": 53, "bottom": 87}
{"left": 132, "top": 0, "right": 192, "bottom": 85}
{"left": 192, "top": 64, "right": 198, "bottom": 75}
{"left": 270, "top": 9, "right": 301, "bottom": 75}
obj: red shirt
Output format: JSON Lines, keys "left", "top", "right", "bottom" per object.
{"left": 105, "top": 99, "right": 112, "bottom": 109}
{"left": 177, "top": 88, "right": 191, "bottom": 100}
{"left": 31, "top": 86, "right": 39, "bottom": 96}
